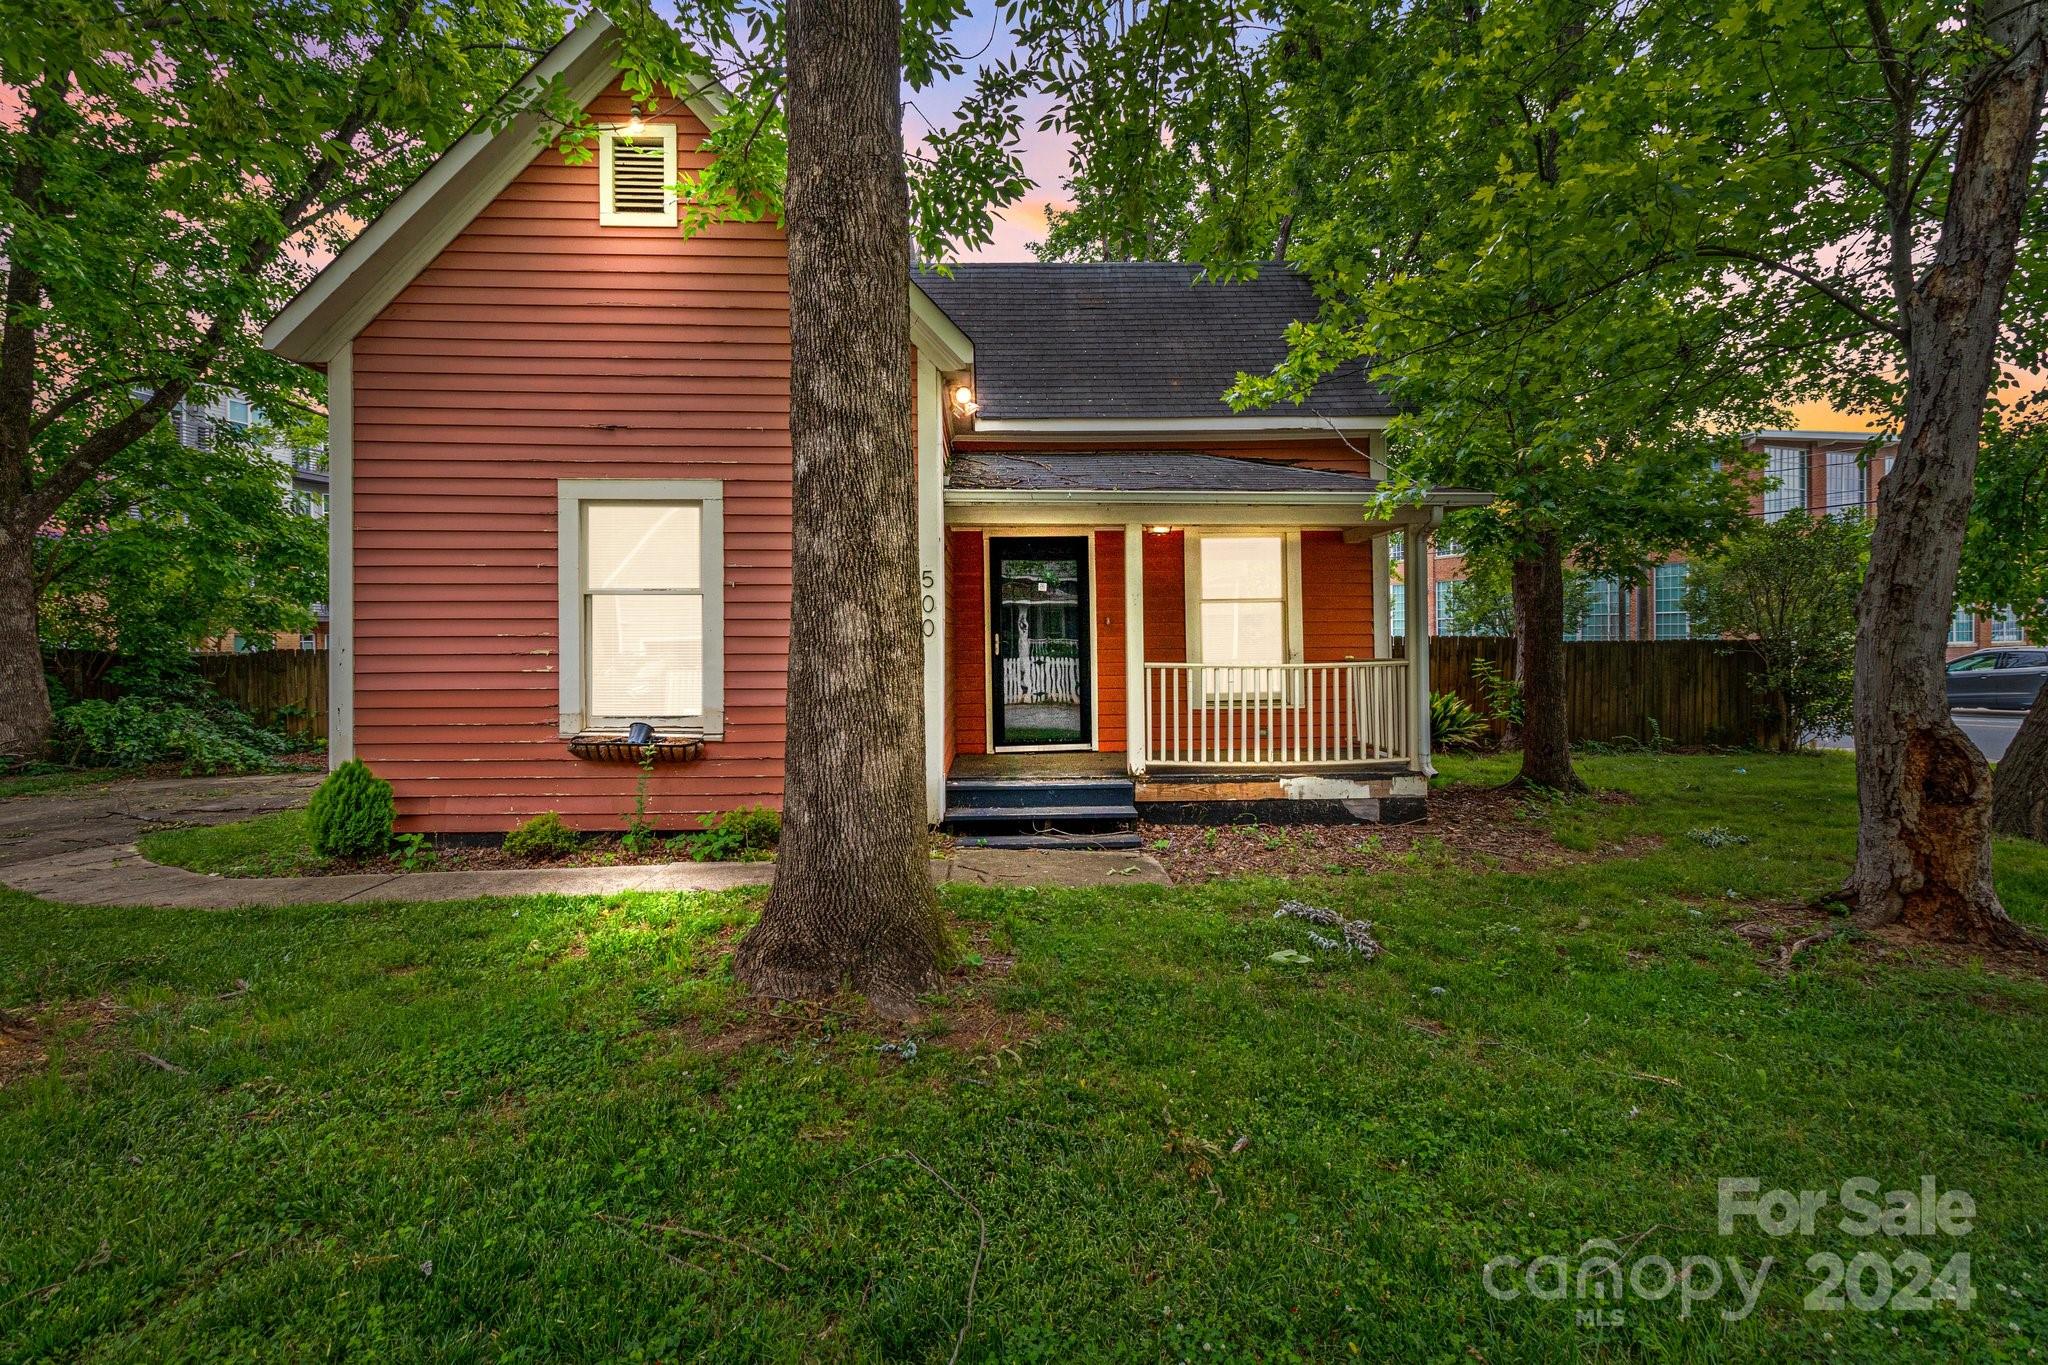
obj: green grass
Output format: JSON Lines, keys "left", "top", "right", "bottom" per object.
{"left": 136, "top": 808, "right": 320, "bottom": 877}
{"left": 0, "top": 766, "right": 120, "bottom": 800}
{"left": 5, "top": 752, "right": 2047, "bottom": 1359}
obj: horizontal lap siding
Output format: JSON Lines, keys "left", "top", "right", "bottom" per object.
{"left": 948, "top": 530, "right": 987, "bottom": 757}
{"left": 352, "top": 86, "right": 791, "bottom": 833}
{"left": 1095, "top": 529, "right": 1126, "bottom": 752}
{"left": 1301, "top": 531, "right": 1373, "bottom": 660}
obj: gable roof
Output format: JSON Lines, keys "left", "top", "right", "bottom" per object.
{"left": 913, "top": 262, "right": 1392, "bottom": 427}
{"left": 261, "top": 17, "right": 971, "bottom": 370}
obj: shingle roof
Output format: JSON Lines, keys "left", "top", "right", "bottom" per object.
{"left": 947, "top": 451, "right": 1382, "bottom": 495}
{"left": 913, "top": 263, "right": 1391, "bottom": 422}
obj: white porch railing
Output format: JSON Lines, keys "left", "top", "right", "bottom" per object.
{"left": 1001, "top": 654, "right": 1081, "bottom": 704}
{"left": 1139, "top": 660, "right": 1413, "bottom": 769}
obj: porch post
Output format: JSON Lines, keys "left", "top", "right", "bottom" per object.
{"left": 1124, "top": 522, "right": 1146, "bottom": 775}
{"left": 916, "top": 360, "right": 947, "bottom": 822}
{"left": 1404, "top": 519, "right": 1433, "bottom": 773}
{"left": 1371, "top": 530, "right": 1392, "bottom": 660}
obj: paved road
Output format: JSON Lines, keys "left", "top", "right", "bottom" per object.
{"left": 1820, "top": 709, "right": 2025, "bottom": 761}
{"left": 1954, "top": 710, "right": 2026, "bottom": 763}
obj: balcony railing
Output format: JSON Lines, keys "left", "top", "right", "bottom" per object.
{"left": 1138, "top": 660, "right": 1413, "bottom": 770}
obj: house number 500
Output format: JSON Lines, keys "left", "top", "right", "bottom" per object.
{"left": 921, "top": 569, "right": 937, "bottom": 638}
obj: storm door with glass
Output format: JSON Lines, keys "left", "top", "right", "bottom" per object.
{"left": 990, "top": 536, "right": 1092, "bottom": 748}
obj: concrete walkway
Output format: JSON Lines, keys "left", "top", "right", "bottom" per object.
{"left": 0, "top": 842, "right": 1169, "bottom": 908}
{"left": 0, "top": 772, "right": 319, "bottom": 868}
{"left": 0, "top": 771, "right": 1168, "bottom": 908}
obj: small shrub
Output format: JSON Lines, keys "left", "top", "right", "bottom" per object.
{"left": 504, "top": 811, "right": 580, "bottom": 861}
{"left": 306, "top": 758, "right": 395, "bottom": 859}
{"left": 394, "top": 831, "right": 437, "bottom": 871}
{"left": 54, "top": 694, "right": 288, "bottom": 774}
{"left": 692, "top": 805, "right": 781, "bottom": 862}
{"left": 1472, "top": 658, "right": 1525, "bottom": 728}
{"left": 1430, "top": 692, "right": 1487, "bottom": 750}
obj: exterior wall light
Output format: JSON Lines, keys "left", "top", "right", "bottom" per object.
{"left": 951, "top": 383, "right": 979, "bottom": 416}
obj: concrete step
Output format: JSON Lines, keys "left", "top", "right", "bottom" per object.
{"left": 950, "top": 831, "right": 1146, "bottom": 851}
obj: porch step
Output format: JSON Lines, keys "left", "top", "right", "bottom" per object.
{"left": 943, "top": 778, "right": 1135, "bottom": 810}
{"left": 941, "top": 775, "right": 1140, "bottom": 847}
{"left": 950, "top": 831, "right": 1146, "bottom": 851}
{"left": 943, "top": 803, "right": 1138, "bottom": 826}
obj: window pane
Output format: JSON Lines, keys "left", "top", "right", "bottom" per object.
{"left": 1824, "top": 449, "right": 1862, "bottom": 517}
{"left": 1991, "top": 609, "right": 2022, "bottom": 643}
{"left": 1200, "top": 601, "right": 1284, "bottom": 665}
{"left": 588, "top": 594, "right": 702, "bottom": 716}
{"left": 1199, "top": 536, "right": 1282, "bottom": 599}
{"left": 1653, "top": 563, "right": 1691, "bottom": 639}
{"left": 1949, "top": 608, "right": 1976, "bottom": 645}
{"left": 586, "top": 503, "right": 700, "bottom": 591}
{"left": 1763, "top": 446, "right": 1807, "bottom": 522}
{"left": 1389, "top": 584, "right": 1406, "bottom": 638}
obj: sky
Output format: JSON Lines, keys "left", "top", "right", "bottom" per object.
{"left": 904, "top": 1, "right": 1070, "bottom": 261}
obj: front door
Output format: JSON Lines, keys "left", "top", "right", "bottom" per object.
{"left": 990, "top": 536, "right": 1092, "bottom": 749}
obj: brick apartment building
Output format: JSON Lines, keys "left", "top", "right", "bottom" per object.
{"left": 169, "top": 391, "right": 331, "bottom": 652}
{"left": 1406, "top": 428, "right": 2024, "bottom": 658}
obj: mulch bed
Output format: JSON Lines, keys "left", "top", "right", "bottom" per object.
{"left": 320, "top": 837, "right": 766, "bottom": 877}
{"left": 1143, "top": 785, "right": 1650, "bottom": 882}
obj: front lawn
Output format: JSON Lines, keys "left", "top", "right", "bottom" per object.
{"left": 4, "top": 752, "right": 2046, "bottom": 1359}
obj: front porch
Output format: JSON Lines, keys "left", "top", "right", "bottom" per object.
{"left": 930, "top": 450, "right": 1487, "bottom": 830}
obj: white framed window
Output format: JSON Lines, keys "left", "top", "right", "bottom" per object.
{"left": 557, "top": 479, "right": 724, "bottom": 737}
{"left": 1653, "top": 562, "right": 1691, "bottom": 639}
{"left": 1389, "top": 583, "right": 1406, "bottom": 638}
{"left": 1434, "top": 534, "right": 1461, "bottom": 558}
{"left": 1991, "top": 609, "right": 2023, "bottom": 644}
{"left": 1823, "top": 448, "right": 1863, "bottom": 517}
{"left": 1762, "top": 445, "right": 1807, "bottom": 522}
{"left": 1568, "top": 577, "right": 1622, "bottom": 641}
{"left": 1187, "top": 534, "right": 1299, "bottom": 666}
{"left": 598, "top": 123, "right": 679, "bottom": 227}
{"left": 1949, "top": 607, "right": 1976, "bottom": 646}
{"left": 1434, "top": 578, "right": 1455, "bottom": 630}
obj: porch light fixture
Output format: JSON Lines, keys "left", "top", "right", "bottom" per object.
{"left": 951, "top": 383, "right": 979, "bottom": 416}
{"left": 624, "top": 115, "right": 645, "bottom": 135}
{"left": 1148, "top": 525, "right": 1174, "bottom": 535}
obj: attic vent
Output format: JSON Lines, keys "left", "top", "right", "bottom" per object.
{"left": 599, "top": 123, "right": 677, "bottom": 228}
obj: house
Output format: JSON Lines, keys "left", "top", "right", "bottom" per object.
{"left": 1422, "top": 427, "right": 2028, "bottom": 657}
{"left": 261, "top": 17, "right": 1486, "bottom": 840}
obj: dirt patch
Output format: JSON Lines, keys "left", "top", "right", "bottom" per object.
{"left": 1728, "top": 903, "right": 2048, "bottom": 984}
{"left": 0, "top": 999, "right": 128, "bottom": 1089}
{"left": 667, "top": 929, "right": 1055, "bottom": 1064}
{"left": 1144, "top": 785, "right": 1656, "bottom": 882}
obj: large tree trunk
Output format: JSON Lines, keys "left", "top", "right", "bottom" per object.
{"left": 1509, "top": 535, "right": 1581, "bottom": 791}
{"left": 0, "top": 523, "right": 50, "bottom": 760}
{"left": 732, "top": 0, "right": 950, "bottom": 1015}
{"left": 1992, "top": 690, "right": 2048, "bottom": 843}
{"left": 1847, "top": 9, "right": 2048, "bottom": 946}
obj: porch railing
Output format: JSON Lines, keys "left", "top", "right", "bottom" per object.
{"left": 1139, "top": 660, "right": 1412, "bottom": 769}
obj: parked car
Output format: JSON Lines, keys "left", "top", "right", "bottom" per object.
{"left": 1945, "top": 647, "right": 2048, "bottom": 711}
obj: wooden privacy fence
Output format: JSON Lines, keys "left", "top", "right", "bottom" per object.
{"left": 46, "top": 649, "right": 328, "bottom": 741}
{"left": 1401, "top": 636, "right": 1783, "bottom": 749}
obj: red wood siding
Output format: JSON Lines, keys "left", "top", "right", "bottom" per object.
{"left": 1301, "top": 530, "right": 1374, "bottom": 660}
{"left": 1142, "top": 529, "right": 1188, "bottom": 663}
{"left": 1095, "top": 529, "right": 1126, "bottom": 752}
{"left": 351, "top": 84, "right": 791, "bottom": 833}
{"left": 948, "top": 529, "right": 986, "bottom": 757}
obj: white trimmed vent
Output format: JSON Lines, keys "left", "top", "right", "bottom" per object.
{"left": 598, "top": 124, "right": 678, "bottom": 227}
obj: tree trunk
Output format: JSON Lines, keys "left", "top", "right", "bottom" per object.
{"left": 1509, "top": 535, "right": 1581, "bottom": 791}
{"left": 732, "top": 0, "right": 950, "bottom": 1015}
{"left": 0, "top": 523, "right": 51, "bottom": 760}
{"left": 1847, "top": 9, "right": 2048, "bottom": 947}
{"left": 1992, "top": 689, "right": 2048, "bottom": 844}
